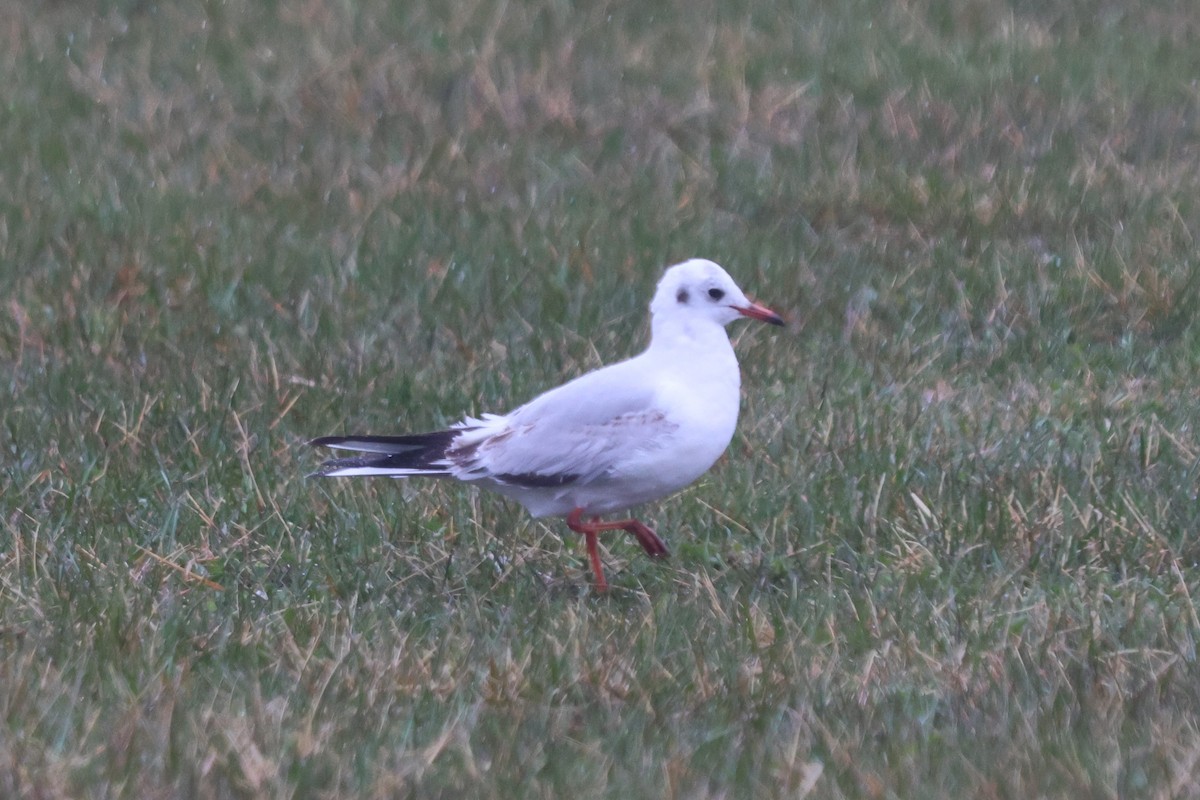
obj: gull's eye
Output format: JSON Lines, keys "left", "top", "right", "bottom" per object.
{"left": 707, "top": 287, "right": 725, "bottom": 301}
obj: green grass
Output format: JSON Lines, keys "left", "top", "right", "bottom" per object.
{"left": 3, "top": 0, "right": 1200, "bottom": 796}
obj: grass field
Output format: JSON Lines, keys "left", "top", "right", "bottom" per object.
{"left": 3, "top": 1, "right": 1200, "bottom": 797}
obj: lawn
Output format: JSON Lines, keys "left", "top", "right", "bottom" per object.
{"left": 3, "top": 1, "right": 1200, "bottom": 797}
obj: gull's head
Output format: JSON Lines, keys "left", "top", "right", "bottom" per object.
{"left": 650, "top": 259, "right": 784, "bottom": 330}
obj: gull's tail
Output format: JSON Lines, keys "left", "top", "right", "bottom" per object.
{"left": 309, "top": 431, "right": 460, "bottom": 478}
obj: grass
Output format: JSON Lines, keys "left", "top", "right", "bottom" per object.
{"left": 3, "top": 0, "right": 1200, "bottom": 796}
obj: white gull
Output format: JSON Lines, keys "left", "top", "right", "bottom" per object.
{"left": 311, "top": 258, "right": 784, "bottom": 590}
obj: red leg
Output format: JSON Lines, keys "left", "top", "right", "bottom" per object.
{"left": 621, "top": 519, "right": 669, "bottom": 558}
{"left": 565, "top": 508, "right": 669, "bottom": 590}
{"left": 584, "top": 529, "right": 607, "bottom": 592}
{"left": 567, "top": 508, "right": 609, "bottom": 590}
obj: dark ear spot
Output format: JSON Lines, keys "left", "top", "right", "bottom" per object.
{"left": 676, "top": 289, "right": 689, "bottom": 304}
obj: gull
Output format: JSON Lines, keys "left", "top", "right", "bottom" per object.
{"left": 310, "top": 258, "right": 784, "bottom": 590}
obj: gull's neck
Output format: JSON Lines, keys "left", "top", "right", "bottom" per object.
{"left": 648, "top": 315, "right": 737, "bottom": 363}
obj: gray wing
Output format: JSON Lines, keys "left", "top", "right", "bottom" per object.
{"left": 447, "top": 355, "right": 678, "bottom": 486}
